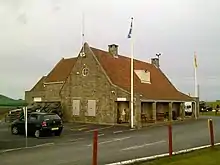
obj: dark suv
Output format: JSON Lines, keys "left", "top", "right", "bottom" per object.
{"left": 11, "top": 112, "right": 63, "bottom": 138}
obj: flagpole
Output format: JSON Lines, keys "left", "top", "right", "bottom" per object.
{"left": 130, "top": 18, "right": 134, "bottom": 129}
{"left": 194, "top": 52, "right": 198, "bottom": 119}
{"left": 25, "top": 107, "right": 27, "bottom": 147}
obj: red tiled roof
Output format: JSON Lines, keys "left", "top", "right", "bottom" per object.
{"left": 44, "top": 58, "right": 77, "bottom": 83}
{"left": 90, "top": 47, "right": 192, "bottom": 101}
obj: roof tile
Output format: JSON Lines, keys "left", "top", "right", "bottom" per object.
{"left": 91, "top": 47, "right": 192, "bottom": 101}
{"left": 44, "top": 58, "right": 77, "bottom": 83}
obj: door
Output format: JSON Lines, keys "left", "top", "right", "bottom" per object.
{"left": 72, "top": 100, "right": 80, "bottom": 116}
{"left": 117, "top": 101, "right": 129, "bottom": 123}
{"left": 17, "top": 119, "right": 25, "bottom": 134}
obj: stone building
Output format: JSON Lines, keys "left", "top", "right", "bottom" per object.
{"left": 25, "top": 43, "right": 195, "bottom": 126}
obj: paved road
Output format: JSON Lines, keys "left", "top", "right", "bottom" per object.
{"left": 0, "top": 122, "right": 132, "bottom": 150}
{"left": 1, "top": 116, "right": 220, "bottom": 165}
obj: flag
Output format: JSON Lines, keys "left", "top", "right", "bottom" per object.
{"left": 127, "top": 17, "right": 133, "bottom": 38}
{"left": 194, "top": 52, "right": 198, "bottom": 68}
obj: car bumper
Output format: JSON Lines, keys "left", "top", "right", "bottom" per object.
{"left": 40, "top": 126, "right": 63, "bottom": 133}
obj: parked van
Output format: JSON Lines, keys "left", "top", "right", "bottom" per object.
{"left": 184, "top": 102, "right": 193, "bottom": 116}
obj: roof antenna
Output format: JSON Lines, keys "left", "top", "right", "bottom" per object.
{"left": 80, "top": 12, "right": 86, "bottom": 57}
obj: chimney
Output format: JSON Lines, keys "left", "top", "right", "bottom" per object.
{"left": 151, "top": 58, "right": 159, "bottom": 68}
{"left": 108, "top": 44, "right": 118, "bottom": 58}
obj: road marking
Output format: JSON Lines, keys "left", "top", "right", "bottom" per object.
{"left": 121, "top": 140, "right": 166, "bottom": 151}
{"left": 67, "top": 138, "right": 84, "bottom": 142}
{"left": 98, "top": 134, "right": 104, "bottom": 137}
{"left": 34, "top": 143, "right": 54, "bottom": 148}
{"left": 78, "top": 127, "right": 88, "bottom": 131}
{"left": 70, "top": 126, "right": 88, "bottom": 131}
{"left": 0, "top": 143, "right": 54, "bottom": 153}
{"left": 113, "top": 131, "right": 123, "bottom": 134}
{"left": 114, "top": 137, "right": 131, "bottom": 141}
{"left": 86, "top": 136, "right": 131, "bottom": 147}
{"left": 85, "top": 126, "right": 113, "bottom": 133}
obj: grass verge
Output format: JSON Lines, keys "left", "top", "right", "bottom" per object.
{"left": 135, "top": 146, "right": 220, "bottom": 165}
{"left": 200, "top": 111, "right": 220, "bottom": 116}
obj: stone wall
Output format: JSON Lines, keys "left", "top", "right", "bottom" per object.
{"left": 25, "top": 76, "right": 46, "bottom": 104}
{"left": 44, "top": 83, "right": 63, "bottom": 101}
{"left": 61, "top": 45, "right": 129, "bottom": 124}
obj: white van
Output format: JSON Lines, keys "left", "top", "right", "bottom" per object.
{"left": 184, "top": 102, "right": 193, "bottom": 116}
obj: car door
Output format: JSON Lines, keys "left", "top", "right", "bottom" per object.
{"left": 17, "top": 118, "right": 25, "bottom": 134}
{"left": 28, "top": 114, "right": 39, "bottom": 134}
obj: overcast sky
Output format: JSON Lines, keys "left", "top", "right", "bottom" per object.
{"left": 0, "top": 0, "right": 219, "bottom": 101}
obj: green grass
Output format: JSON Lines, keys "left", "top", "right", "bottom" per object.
{"left": 206, "top": 101, "right": 220, "bottom": 108}
{"left": 200, "top": 111, "right": 220, "bottom": 116}
{"left": 136, "top": 146, "right": 220, "bottom": 165}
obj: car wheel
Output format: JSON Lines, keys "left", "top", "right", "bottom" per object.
{"left": 34, "top": 130, "right": 40, "bottom": 138}
{"left": 11, "top": 126, "right": 19, "bottom": 135}
{"left": 54, "top": 130, "right": 62, "bottom": 136}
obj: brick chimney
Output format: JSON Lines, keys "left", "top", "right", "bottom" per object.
{"left": 151, "top": 58, "right": 159, "bottom": 68}
{"left": 108, "top": 44, "right": 118, "bottom": 58}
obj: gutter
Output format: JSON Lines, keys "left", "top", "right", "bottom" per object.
{"left": 140, "top": 99, "right": 195, "bottom": 103}
{"left": 44, "top": 81, "right": 64, "bottom": 85}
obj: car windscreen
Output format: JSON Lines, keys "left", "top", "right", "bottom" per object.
{"left": 43, "top": 114, "right": 61, "bottom": 120}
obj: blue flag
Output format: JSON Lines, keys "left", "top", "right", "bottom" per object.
{"left": 127, "top": 17, "right": 133, "bottom": 38}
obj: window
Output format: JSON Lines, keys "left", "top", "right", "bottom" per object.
{"left": 186, "top": 105, "right": 191, "bottom": 109}
{"left": 29, "top": 114, "right": 39, "bottom": 121}
{"left": 43, "top": 114, "right": 60, "bottom": 120}
{"left": 82, "top": 68, "right": 89, "bottom": 76}
{"left": 87, "top": 100, "right": 96, "bottom": 116}
{"left": 33, "top": 97, "right": 42, "bottom": 102}
{"left": 134, "top": 70, "right": 151, "bottom": 84}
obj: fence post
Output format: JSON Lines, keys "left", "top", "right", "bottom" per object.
{"left": 168, "top": 123, "right": 173, "bottom": 156}
{"left": 93, "top": 130, "right": 98, "bottom": 165}
{"left": 208, "top": 119, "right": 214, "bottom": 147}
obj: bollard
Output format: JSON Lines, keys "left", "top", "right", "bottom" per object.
{"left": 208, "top": 119, "right": 214, "bottom": 147}
{"left": 168, "top": 123, "right": 173, "bottom": 156}
{"left": 93, "top": 130, "right": 98, "bottom": 165}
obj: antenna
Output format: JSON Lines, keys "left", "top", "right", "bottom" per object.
{"left": 82, "top": 12, "right": 85, "bottom": 54}
{"left": 156, "top": 53, "right": 161, "bottom": 67}
{"left": 80, "top": 12, "right": 86, "bottom": 57}
{"left": 156, "top": 53, "right": 161, "bottom": 59}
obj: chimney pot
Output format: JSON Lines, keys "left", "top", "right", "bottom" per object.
{"left": 108, "top": 44, "right": 118, "bottom": 57}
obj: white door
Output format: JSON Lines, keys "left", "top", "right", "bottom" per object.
{"left": 87, "top": 100, "right": 96, "bottom": 116}
{"left": 72, "top": 100, "right": 80, "bottom": 116}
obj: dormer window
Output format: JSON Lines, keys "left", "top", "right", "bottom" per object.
{"left": 134, "top": 70, "right": 151, "bottom": 84}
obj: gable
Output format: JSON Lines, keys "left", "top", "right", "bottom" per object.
{"left": 30, "top": 76, "right": 46, "bottom": 91}
{"left": 60, "top": 43, "right": 113, "bottom": 98}
{"left": 44, "top": 58, "right": 77, "bottom": 83}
